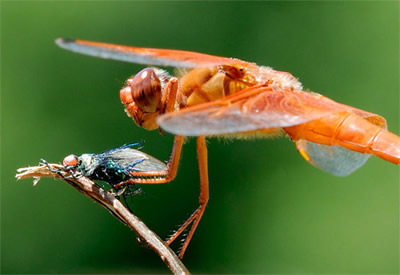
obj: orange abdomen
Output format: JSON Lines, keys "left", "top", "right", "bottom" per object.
{"left": 284, "top": 113, "right": 400, "bottom": 164}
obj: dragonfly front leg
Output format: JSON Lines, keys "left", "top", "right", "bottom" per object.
{"left": 113, "top": 135, "right": 184, "bottom": 187}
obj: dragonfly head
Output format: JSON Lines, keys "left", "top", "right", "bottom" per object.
{"left": 120, "top": 68, "right": 170, "bottom": 130}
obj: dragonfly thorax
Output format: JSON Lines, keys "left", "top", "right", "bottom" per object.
{"left": 177, "top": 65, "right": 258, "bottom": 108}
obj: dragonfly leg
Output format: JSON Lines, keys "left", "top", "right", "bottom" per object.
{"left": 113, "top": 135, "right": 209, "bottom": 258}
{"left": 158, "top": 77, "right": 178, "bottom": 135}
{"left": 113, "top": 135, "right": 184, "bottom": 187}
{"left": 161, "top": 77, "right": 178, "bottom": 114}
{"left": 165, "top": 136, "right": 209, "bottom": 258}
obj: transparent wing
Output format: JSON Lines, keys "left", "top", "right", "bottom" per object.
{"left": 55, "top": 38, "right": 244, "bottom": 68}
{"left": 296, "top": 140, "right": 371, "bottom": 176}
{"left": 158, "top": 87, "right": 346, "bottom": 136}
{"left": 104, "top": 146, "right": 167, "bottom": 173}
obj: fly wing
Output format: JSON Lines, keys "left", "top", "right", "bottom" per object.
{"left": 104, "top": 146, "right": 167, "bottom": 173}
{"left": 56, "top": 38, "right": 244, "bottom": 68}
{"left": 158, "top": 87, "right": 347, "bottom": 136}
{"left": 295, "top": 140, "right": 371, "bottom": 176}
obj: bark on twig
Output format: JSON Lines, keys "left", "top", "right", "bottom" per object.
{"left": 16, "top": 164, "right": 190, "bottom": 275}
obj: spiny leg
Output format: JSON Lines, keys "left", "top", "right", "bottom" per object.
{"left": 110, "top": 135, "right": 184, "bottom": 251}
{"left": 115, "top": 135, "right": 210, "bottom": 258}
{"left": 159, "top": 77, "right": 178, "bottom": 135}
{"left": 113, "top": 135, "right": 184, "bottom": 188}
{"left": 111, "top": 135, "right": 184, "bottom": 213}
{"left": 165, "top": 136, "right": 209, "bottom": 258}
{"left": 161, "top": 77, "right": 178, "bottom": 114}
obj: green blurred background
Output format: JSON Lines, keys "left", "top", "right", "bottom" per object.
{"left": 2, "top": 1, "right": 398, "bottom": 274}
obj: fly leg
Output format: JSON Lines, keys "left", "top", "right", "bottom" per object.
{"left": 40, "top": 158, "right": 79, "bottom": 179}
{"left": 110, "top": 186, "right": 128, "bottom": 197}
{"left": 116, "top": 185, "right": 142, "bottom": 213}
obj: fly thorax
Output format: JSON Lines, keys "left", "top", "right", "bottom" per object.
{"left": 78, "top": 154, "right": 97, "bottom": 176}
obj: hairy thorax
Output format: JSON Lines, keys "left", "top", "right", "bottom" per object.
{"left": 177, "top": 64, "right": 302, "bottom": 109}
{"left": 175, "top": 64, "right": 302, "bottom": 139}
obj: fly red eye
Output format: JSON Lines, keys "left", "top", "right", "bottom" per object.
{"left": 130, "top": 68, "right": 162, "bottom": 113}
{"left": 63, "top": 154, "right": 78, "bottom": 167}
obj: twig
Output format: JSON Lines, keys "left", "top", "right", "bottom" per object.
{"left": 16, "top": 164, "right": 190, "bottom": 275}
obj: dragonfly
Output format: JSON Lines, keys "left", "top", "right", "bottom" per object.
{"left": 56, "top": 38, "right": 400, "bottom": 258}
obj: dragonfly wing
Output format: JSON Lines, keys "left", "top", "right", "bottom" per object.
{"left": 56, "top": 38, "right": 242, "bottom": 68}
{"left": 158, "top": 87, "right": 345, "bottom": 136}
{"left": 296, "top": 139, "right": 371, "bottom": 176}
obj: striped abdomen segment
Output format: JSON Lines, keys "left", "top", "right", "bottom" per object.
{"left": 284, "top": 112, "right": 400, "bottom": 164}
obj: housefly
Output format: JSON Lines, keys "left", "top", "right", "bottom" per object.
{"left": 41, "top": 143, "right": 168, "bottom": 197}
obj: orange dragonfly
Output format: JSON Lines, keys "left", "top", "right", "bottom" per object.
{"left": 56, "top": 38, "right": 400, "bottom": 258}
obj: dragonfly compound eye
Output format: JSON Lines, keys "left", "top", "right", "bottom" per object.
{"left": 130, "top": 68, "right": 162, "bottom": 113}
{"left": 63, "top": 154, "right": 78, "bottom": 167}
